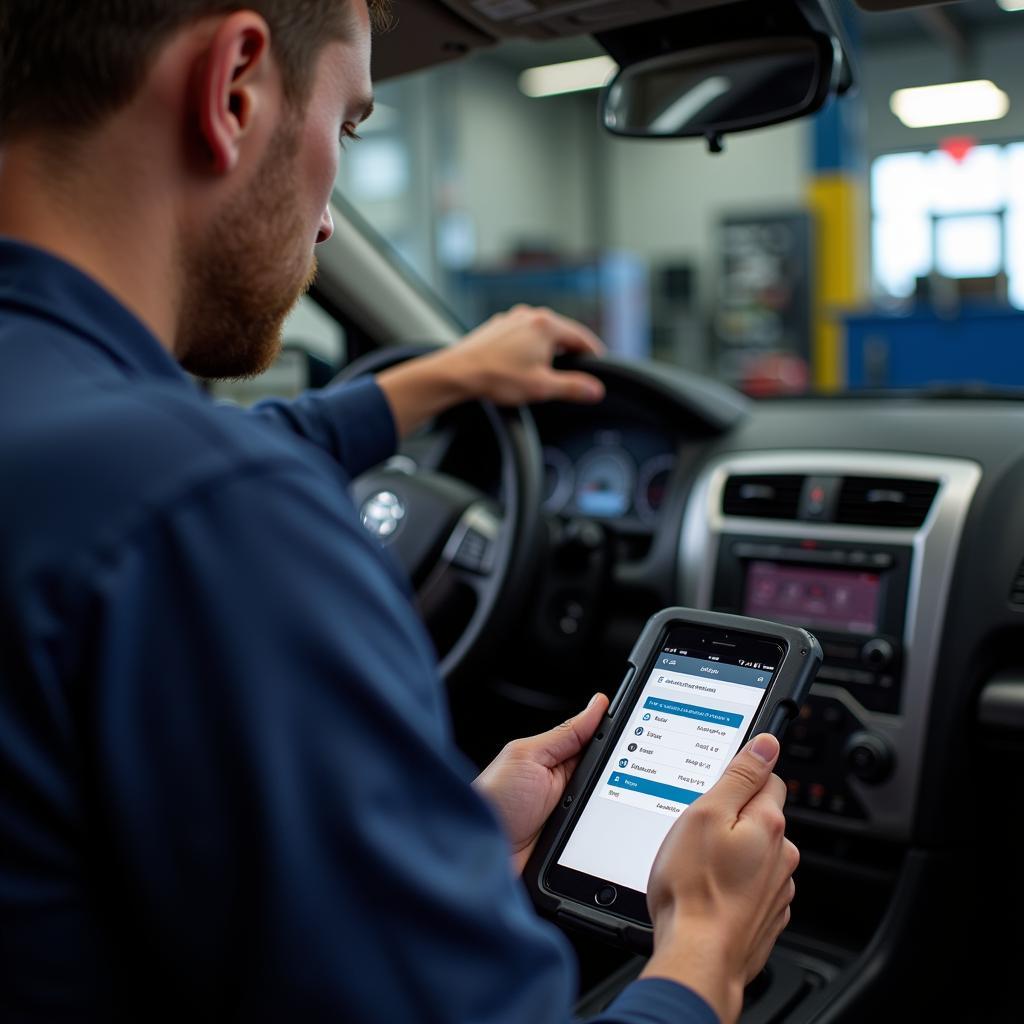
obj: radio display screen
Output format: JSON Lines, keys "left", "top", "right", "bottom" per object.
{"left": 743, "top": 560, "right": 882, "bottom": 635}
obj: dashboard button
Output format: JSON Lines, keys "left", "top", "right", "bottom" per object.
{"left": 799, "top": 476, "right": 840, "bottom": 520}
{"left": 844, "top": 731, "right": 895, "bottom": 784}
{"left": 861, "top": 638, "right": 895, "bottom": 668}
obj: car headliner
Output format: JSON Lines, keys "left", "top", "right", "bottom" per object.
{"left": 370, "top": 0, "right": 945, "bottom": 81}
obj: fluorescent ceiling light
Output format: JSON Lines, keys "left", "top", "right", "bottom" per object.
{"left": 519, "top": 56, "right": 618, "bottom": 98}
{"left": 997, "top": 0, "right": 1024, "bottom": 11}
{"left": 890, "top": 80, "right": 1009, "bottom": 128}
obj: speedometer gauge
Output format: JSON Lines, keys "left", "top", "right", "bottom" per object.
{"left": 636, "top": 454, "right": 675, "bottom": 524}
{"left": 574, "top": 448, "right": 635, "bottom": 518}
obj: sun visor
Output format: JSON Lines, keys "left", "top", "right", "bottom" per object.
{"left": 434, "top": 0, "right": 727, "bottom": 40}
{"left": 371, "top": 0, "right": 497, "bottom": 82}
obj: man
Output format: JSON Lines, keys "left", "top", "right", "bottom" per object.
{"left": 0, "top": 2, "right": 798, "bottom": 1022}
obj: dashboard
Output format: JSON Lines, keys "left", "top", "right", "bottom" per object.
{"left": 497, "top": 361, "right": 1024, "bottom": 1020}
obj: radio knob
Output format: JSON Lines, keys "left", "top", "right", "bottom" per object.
{"left": 844, "top": 731, "right": 894, "bottom": 784}
{"left": 861, "top": 638, "right": 895, "bottom": 668}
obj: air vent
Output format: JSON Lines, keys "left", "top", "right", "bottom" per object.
{"left": 835, "top": 477, "right": 939, "bottom": 528}
{"left": 1010, "top": 559, "right": 1024, "bottom": 607}
{"left": 722, "top": 475, "right": 804, "bottom": 520}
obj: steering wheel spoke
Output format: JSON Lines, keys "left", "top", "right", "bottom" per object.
{"left": 337, "top": 344, "right": 544, "bottom": 682}
{"left": 422, "top": 502, "right": 502, "bottom": 598}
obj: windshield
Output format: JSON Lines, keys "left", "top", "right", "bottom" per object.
{"left": 333, "top": 3, "right": 1024, "bottom": 399}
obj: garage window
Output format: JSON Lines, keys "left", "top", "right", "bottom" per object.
{"left": 872, "top": 142, "right": 1024, "bottom": 307}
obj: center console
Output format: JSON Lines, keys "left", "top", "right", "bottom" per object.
{"left": 571, "top": 448, "right": 985, "bottom": 1022}
{"left": 679, "top": 451, "right": 981, "bottom": 841}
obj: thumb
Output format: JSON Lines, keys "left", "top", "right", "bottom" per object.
{"left": 532, "top": 693, "right": 610, "bottom": 768}
{"left": 541, "top": 369, "right": 606, "bottom": 405}
{"left": 707, "top": 733, "right": 780, "bottom": 813}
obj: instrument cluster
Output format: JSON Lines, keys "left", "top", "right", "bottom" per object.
{"left": 541, "top": 426, "right": 675, "bottom": 527}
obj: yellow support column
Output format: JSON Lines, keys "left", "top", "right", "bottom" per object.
{"left": 807, "top": 173, "right": 866, "bottom": 392}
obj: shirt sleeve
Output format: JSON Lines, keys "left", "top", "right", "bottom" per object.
{"left": 244, "top": 376, "right": 397, "bottom": 477}
{"left": 593, "top": 978, "right": 719, "bottom": 1024}
{"left": 73, "top": 458, "right": 717, "bottom": 1024}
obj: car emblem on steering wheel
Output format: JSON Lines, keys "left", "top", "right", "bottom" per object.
{"left": 360, "top": 491, "right": 406, "bottom": 540}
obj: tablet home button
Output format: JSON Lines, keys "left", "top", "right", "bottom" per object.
{"left": 595, "top": 885, "right": 617, "bottom": 907}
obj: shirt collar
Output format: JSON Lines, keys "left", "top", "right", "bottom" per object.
{"left": 0, "top": 237, "right": 191, "bottom": 385}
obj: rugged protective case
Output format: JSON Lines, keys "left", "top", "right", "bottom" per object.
{"left": 523, "top": 606, "right": 823, "bottom": 954}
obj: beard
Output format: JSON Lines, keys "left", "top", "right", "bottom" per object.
{"left": 176, "top": 119, "right": 319, "bottom": 380}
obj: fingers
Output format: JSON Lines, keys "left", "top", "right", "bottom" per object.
{"left": 704, "top": 733, "right": 780, "bottom": 815}
{"left": 538, "top": 368, "right": 605, "bottom": 404}
{"left": 544, "top": 310, "right": 606, "bottom": 357}
{"left": 508, "top": 305, "right": 606, "bottom": 357}
{"left": 744, "top": 884, "right": 796, "bottom": 984}
{"left": 744, "top": 905, "right": 792, "bottom": 984}
{"left": 529, "top": 693, "right": 610, "bottom": 768}
{"left": 775, "top": 875, "right": 797, "bottom": 916}
{"left": 783, "top": 837, "right": 800, "bottom": 877}
{"left": 756, "top": 858, "right": 797, "bottom": 954}
{"left": 458, "top": 305, "right": 608, "bottom": 409}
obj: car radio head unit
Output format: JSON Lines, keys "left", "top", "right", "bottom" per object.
{"left": 743, "top": 559, "right": 882, "bottom": 636}
{"left": 712, "top": 538, "right": 911, "bottom": 716}
{"left": 683, "top": 451, "right": 982, "bottom": 841}
{"left": 708, "top": 536, "right": 912, "bottom": 823}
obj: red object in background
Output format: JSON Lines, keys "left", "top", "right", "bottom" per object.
{"left": 741, "top": 352, "right": 811, "bottom": 397}
{"left": 941, "top": 136, "right": 977, "bottom": 164}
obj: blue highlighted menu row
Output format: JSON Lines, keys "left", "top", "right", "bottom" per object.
{"left": 644, "top": 696, "right": 744, "bottom": 729}
{"left": 607, "top": 772, "right": 703, "bottom": 806}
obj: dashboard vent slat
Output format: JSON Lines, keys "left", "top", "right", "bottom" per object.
{"left": 723, "top": 475, "right": 804, "bottom": 520}
{"left": 835, "top": 477, "right": 939, "bottom": 529}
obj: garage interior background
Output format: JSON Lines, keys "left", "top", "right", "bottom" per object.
{"left": 264, "top": 0, "right": 1024, "bottom": 399}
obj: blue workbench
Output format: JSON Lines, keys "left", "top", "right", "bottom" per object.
{"left": 844, "top": 306, "right": 1024, "bottom": 390}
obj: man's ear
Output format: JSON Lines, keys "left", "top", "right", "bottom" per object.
{"left": 195, "top": 12, "right": 274, "bottom": 175}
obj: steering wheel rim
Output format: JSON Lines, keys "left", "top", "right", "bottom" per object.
{"left": 335, "top": 344, "right": 544, "bottom": 683}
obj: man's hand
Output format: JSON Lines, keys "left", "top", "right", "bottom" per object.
{"left": 474, "top": 693, "right": 609, "bottom": 875}
{"left": 377, "top": 305, "right": 606, "bottom": 438}
{"left": 442, "top": 304, "right": 607, "bottom": 406}
{"left": 642, "top": 734, "right": 798, "bottom": 1024}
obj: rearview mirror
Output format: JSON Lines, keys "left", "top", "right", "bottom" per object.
{"left": 602, "top": 35, "right": 840, "bottom": 151}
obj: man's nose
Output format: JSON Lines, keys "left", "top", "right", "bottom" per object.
{"left": 316, "top": 206, "right": 334, "bottom": 245}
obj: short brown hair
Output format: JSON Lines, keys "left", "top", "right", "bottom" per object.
{"left": 0, "top": 0, "right": 392, "bottom": 143}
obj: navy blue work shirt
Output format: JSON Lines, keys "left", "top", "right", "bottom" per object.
{"left": 0, "top": 239, "right": 717, "bottom": 1024}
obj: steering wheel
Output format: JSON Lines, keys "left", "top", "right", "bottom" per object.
{"left": 335, "top": 345, "right": 544, "bottom": 682}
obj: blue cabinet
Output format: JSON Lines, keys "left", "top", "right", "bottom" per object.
{"left": 844, "top": 307, "right": 1024, "bottom": 390}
